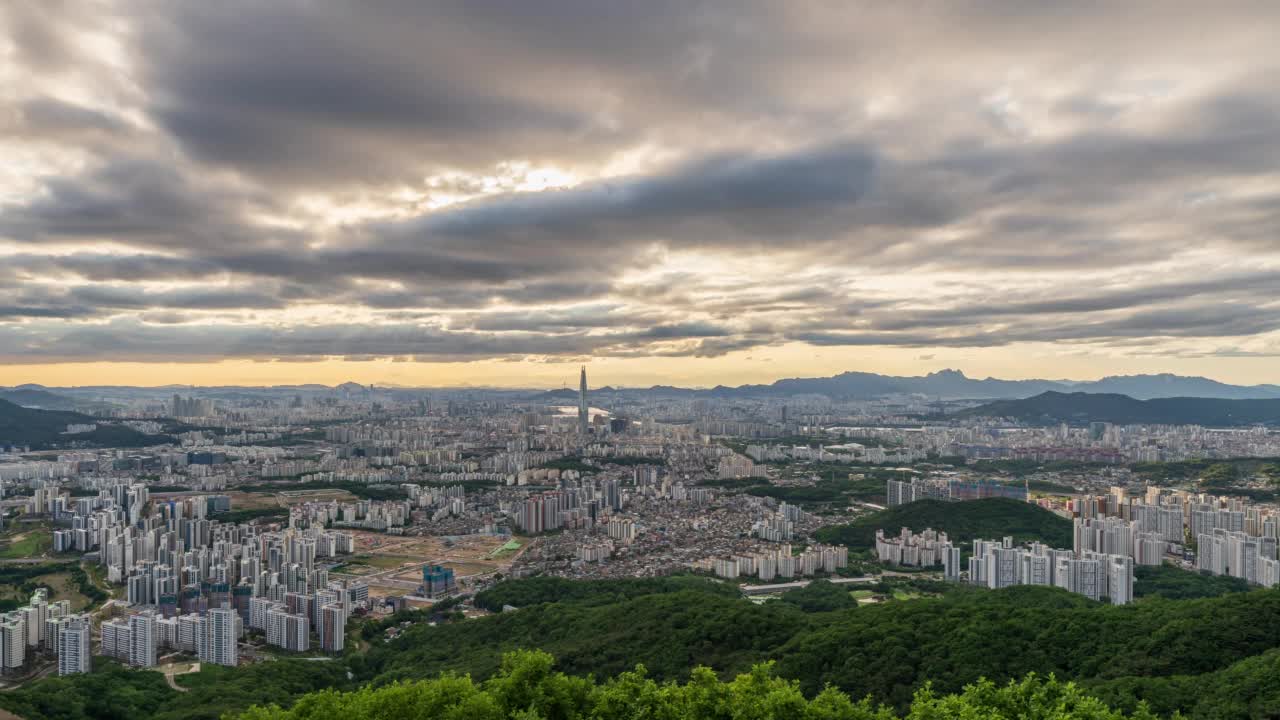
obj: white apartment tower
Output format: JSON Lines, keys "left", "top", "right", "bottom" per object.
{"left": 129, "top": 612, "right": 157, "bottom": 668}
{"left": 57, "top": 617, "right": 92, "bottom": 675}
{"left": 200, "top": 607, "right": 238, "bottom": 667}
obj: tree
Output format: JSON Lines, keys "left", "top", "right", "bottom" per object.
{"left": 236, "top": 652, "right": 1156, "bottom": 720}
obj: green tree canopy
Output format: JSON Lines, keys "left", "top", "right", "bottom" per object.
{"left": 237, "top": 650, "right": 1156, "bottom": 720}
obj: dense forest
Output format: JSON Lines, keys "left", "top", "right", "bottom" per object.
{"left": 813, "top": 498, "right": 1073, "bottom": 550}
{"left": 360, "top": 578, "right": 1280, "bottom": 715}
{"left": 1132, "top": 565, "right": 1252, "bottom": 600}
{"left": 5, "top": 575, "right": 1280, "bottom": 719}
{"left": 238, "top": 649, "right": 1157, "bottom": 720}
{"left": 0, "top": 657, "right": 350, "bottom": 720}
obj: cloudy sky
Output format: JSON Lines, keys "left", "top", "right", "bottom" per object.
{"left": 3, "top": 1, "right": 1280, "bottom": 388}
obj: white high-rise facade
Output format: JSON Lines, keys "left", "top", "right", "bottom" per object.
{"left": 1, "top": 618, "right": 26, "bottom": 668}
{"left": 129, "top": 612, "right": 157, "bottom": 668}
{"left": 200, "top": 607, "right": 238, "bottom": 667}
{"left": 57, "top": 617, "right": 92, "bottom": 675}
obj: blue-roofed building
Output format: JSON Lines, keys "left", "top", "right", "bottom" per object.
{"left": 419, "top": 564, "right": 455, "bottom": 598}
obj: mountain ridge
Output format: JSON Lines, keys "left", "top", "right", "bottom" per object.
{"left": 963, "top": 391, "right": 1280, "bottom": 427}
{"left": 6, "top": 369, "right": 1280, "bottom": 400}
{"left": 542, "top": 369, "right": 1280, "bottom": 401}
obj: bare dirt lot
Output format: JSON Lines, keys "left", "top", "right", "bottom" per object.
{"left": 153, "top": 489, "right": 360, "bottom": 511}
{"left": 334, "top": 531, "right": 523, "bottom": 598}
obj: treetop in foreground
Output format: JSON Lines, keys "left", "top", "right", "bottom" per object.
{"left": 239, "top": 649, "right": 1156, "bottom": 720}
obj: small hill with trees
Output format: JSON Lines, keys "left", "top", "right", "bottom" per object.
{"left": 813, "top": 498, "right": 1073, "bottom": 550}
{"left": 0, "top": 399, "right": 171, "bottom": 450}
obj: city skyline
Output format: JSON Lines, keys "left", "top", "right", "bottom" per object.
{"left": 4, "top": 3, "right": 1280, "bottom": 387}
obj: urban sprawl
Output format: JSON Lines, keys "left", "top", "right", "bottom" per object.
{"left": 2, "top": 372, "right": 1279, "bottom": 683}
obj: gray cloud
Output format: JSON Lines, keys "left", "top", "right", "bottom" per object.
{"left": 1, "top": 0, "right": 86, "bottom": 73}
{"left": 2, "top": 156, "right": 284, "bottom": 251}
{"left": 3, "top": 1, "right": 1280, "bottom": 369}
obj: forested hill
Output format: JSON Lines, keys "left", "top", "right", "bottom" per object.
{"left": 0, "top": 387, "right": 86, "bottom": 410}
{"left": 236, "top": 649, "right": 1153, "bottom": 720}
{"left": 351, "top": 579, "right": 1280, "bottom": 719}
{"left": 3, "top": 575, "right": 1280, "bottom": 719}
{"left": 0, "top": 399, "right": 172, "bottom": 449}
{"left": 813, "top": 498, "right": 1073, "bottom": 550}
{"left": 962, "top": 391, "right": 1280, "bottom": 427}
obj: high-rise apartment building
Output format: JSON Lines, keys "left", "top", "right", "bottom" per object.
{"left": 129, "top": 612, "right": 157, "bottom": 668}
{"left": 57, "top": 616, "right": 92, "bottom": 675}
{"left": 1, "top": 617, "right": 26, "bottom": 669}
{"left": 320, "top": 603, "right": 345, "bottom": 652}
{"left": 200, "top": 607, "right": 238, "bottom": 667}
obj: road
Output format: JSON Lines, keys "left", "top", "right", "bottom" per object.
{"left": 163, "top": 670, "right": 189, "bottom": 692}
{"left": 739, "top": 576, "right": 878, "bottom": 595}
{"left": 738, "top": 571, "right": 942, "bottom": 595}
{"left": 160, "top": 660, "right": 199, "bottom": 692}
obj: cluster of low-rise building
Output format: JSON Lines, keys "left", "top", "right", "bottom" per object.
{"left": 698, "top": 543, "right": 849, "bottom": 582}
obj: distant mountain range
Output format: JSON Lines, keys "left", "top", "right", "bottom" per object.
{"left": 0, "top": 387, "right": 84, "bottom": 410}
{"left": 962, "top": 391, "right": 1280, "bottom": 427}
{"left": 6, "top": 369, "right": 1280, "bottom": 402}
{"left": 545, "top": 370, "right": 1280, "bottom": 401}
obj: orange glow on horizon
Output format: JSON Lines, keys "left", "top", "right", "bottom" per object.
{"left": 3, "top": 344, "right": 1279, "bottom": 388}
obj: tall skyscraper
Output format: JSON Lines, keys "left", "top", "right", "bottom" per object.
{"left": 578, "top": 366, "right": 589, "bottom": 437}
